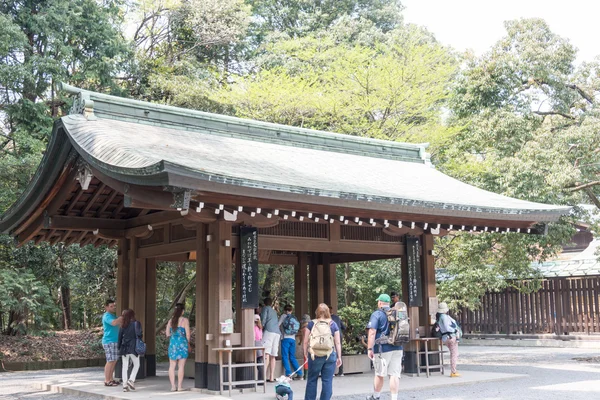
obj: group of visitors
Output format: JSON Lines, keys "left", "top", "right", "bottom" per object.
{"left": 102, "top": 299, "right": 190, "bottom": 392}
{"left": 101, "top": 293, "right": 461, "bottom": 399}
{"left": 253, "top": 298, "right": 345, "bottom": 400}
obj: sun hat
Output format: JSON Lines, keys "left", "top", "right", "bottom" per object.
{"left": 376, "top": 294, "right": 391, "bottom": 303}
{"left": 437, "top": 302, "right": 449, "bottom": 314}
{"left": 254, "top": 314, "right": 261, "bottom": 321}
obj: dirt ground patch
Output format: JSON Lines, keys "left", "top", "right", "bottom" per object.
{"left": 0, "top": 328, "right": 196, "bottom": 363}
{"left": 0, "top": 329, "right": 105, "bottom": 363}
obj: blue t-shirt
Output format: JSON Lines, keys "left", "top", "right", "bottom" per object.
{"left": 366, "top": 307, "right": 403, "bottom": 352}
{"left": 102, "top": 312, "right": 119, "bottom": 345}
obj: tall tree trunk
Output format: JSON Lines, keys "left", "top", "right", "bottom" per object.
{"left": 60, "top": 285, "right": 72, "bottom": 330}
{"left": 6, "top": 310, "right": 26, "bottom": 336}
{"left": 344, "top": 263, "right": 354, "bottom": 306}
{"left": 262, "top": 264, "right": 277, "bottom": 299}
{"left": 156, "top": 274, "right": 196, "bottom": 334}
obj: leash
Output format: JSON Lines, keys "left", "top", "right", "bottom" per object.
{"left": 287, "top": 360, "right": 308, "bottom": 378}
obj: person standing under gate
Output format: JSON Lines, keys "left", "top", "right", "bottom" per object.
{"left": 303, "top": 303, "right": 342, "bottom": 400}
{"left": 118, "top": 309, "right": 142, "bottom": 392}
{"left": 329, "top": 306, "right": 346, "bottom": 377}
{"left": 166, "top": 303, "right": 191, "bottom": 391}
{"left": 278, "top": 304, "right": 303, "bottom": 380}
{"left": 254, "top": 313, "right": 264, "bottom": 380}
{"left": 261, "top": 297, "right": 281, "bottom": 382}
{"left": 102, "top": 299, "right": 123, "bottom": 387}
{"left": 366, "top": 294, "right": 403, "bottom": 400}
{"left": 435, "top": 302, "right": 461, "bottom": 377}
{"left": 390, "top": 292, "right": 400, "bottom": 307}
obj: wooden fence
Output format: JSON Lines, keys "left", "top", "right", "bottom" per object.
{"left": 458, "top": 276, "right": 600, "bottom": 335}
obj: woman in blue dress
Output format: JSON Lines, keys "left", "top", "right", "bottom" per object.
{"left": 166, "top": 303, "right": 191, "bottom": 391}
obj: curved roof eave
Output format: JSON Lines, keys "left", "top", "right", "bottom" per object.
{"left": 0, "top": 121, "right": 75, "bottom": 234}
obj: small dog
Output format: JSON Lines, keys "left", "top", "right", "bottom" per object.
{"left": 275, "top": 375, "right": 293, "bottom": 400}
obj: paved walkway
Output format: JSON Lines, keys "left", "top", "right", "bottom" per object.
{"left": 1, "top": 346, "right": 599, "bottom": 399}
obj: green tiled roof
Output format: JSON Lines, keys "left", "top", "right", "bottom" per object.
{"left": 0, "top": 84, "right": 571, "bottom": 234}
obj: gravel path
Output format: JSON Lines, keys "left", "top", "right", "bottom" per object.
{"left": 1, "top": 346, "right": 599, "bottom": 400}
{"left": 336, "top": 346, "right": 600, "bottom": 400}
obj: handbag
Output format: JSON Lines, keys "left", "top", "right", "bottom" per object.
{"left": 135, "top": 320, "right": 146, "bottom": 355}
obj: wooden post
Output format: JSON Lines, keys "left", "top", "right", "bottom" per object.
{"left": 309, "top": 253, "right": 319, "bottom": 315}
{"left": 145, "top": 258, "right": 157, "bottom": 376}
{"left": 419, "top": 234, "right": 435, "bottom": 333}
{"left": 128, "top": 237, "right": 138, "bottom": 308}
{"left": 206, "top": 220, "right": 233, "bottom": 391}
{"left": 195, "top": 223, "right": 209, "bottom": 389}
{"left": 317, "top": 260, "right": 325, "bottom": 305}
{"left": 116, "top": 238, "right": 129, "bottom": 314}
{"left": 323, "top": 254, "right": 338, "bottom": 311}
{"left": 295, "top": 252, "right": 309, "bottom": 319}
{"left": 133, "top": 258, "right": 147, "bottom": 331}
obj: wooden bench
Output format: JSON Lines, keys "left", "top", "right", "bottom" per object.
{"left": 213, "top": 346, "right": 266, "bottom": 396}
{"left": 413, "top": 337, "right": 447, "bottom": 377}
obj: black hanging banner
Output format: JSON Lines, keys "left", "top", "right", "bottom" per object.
{"left": 239, "top": 227, "right": 259, "bottom": 309}
{"left": 405, "top": 236, "right": 423, "bottom": 307}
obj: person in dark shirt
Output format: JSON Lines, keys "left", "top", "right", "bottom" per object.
{"left": 117, "top": 309, "right": 142, "bottom": 392}
{"left": 329, "top": 306, "right": 346, "bottom": 376}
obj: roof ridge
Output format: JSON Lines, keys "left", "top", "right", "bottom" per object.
{"left": 59, "top": 83, "right": 429, "bottom": 164}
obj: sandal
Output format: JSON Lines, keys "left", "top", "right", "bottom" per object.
{"left": 104, "top": 381, "right": 118, "bottom": 387}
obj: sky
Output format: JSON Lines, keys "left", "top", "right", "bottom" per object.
{"left": 400, "top": 0, "right": 600, "bottom": 64}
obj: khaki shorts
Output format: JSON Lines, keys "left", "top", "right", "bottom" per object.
{"left": 373, "top": 350, "right": 403, "bottom": 377}
{"left": 262, "top": 331, "right": 280, "bottom": 356}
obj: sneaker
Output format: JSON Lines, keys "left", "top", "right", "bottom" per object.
{"left": 339, "top": 373, "right": 344, "bottom": 377}
{"left": 127, "top": 380, "right": 135, "bottom": 391}
{"left": 366, "top": 396, "right": 379, "bottom": 400}
{"left": 276, "top": 395, "right": 285, "bottom": 400}
{"left": 450, "top": 372, "right": 461, "bottom": 377}
{"left": 123, "top": 386, "right": 129, "bottom": 392}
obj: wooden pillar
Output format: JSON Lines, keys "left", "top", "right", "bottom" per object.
{"left": 195, "top": 223, "right": 209, "bottom": 388}
{"left": 128, "top": 237, "right": 138, "bottom": 308}
{"left": 309, "top": 253, "right": 319, "bottom": 316}
{"left": 116, "top": 238, "right": 129, "bottom": 314}
{"left": 317, "top": 260, "right": 325, "bottom": 305}
{"left": 295, "top": 252, "right": 309, "bottom": 318}
{"left": 118, "top": 236, "right": 147, "bottom": 380}
{"left": 419, "top": 234, "right": 436, "bottom": 333}
{"left": 206, "top": 220, "right": 233, "bottom": 391}
{"left": 323, "top": 254, "right": 338, "bottom": 311}
{"left": 145, "top": 258, "right": 157, "bottom": 377}
{"left": 133, "top": 258, "right": 147, "bottom": 331}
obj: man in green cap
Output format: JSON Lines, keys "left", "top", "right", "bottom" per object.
{"left": 365, "top": 294, "right": 403, "bottom": 400}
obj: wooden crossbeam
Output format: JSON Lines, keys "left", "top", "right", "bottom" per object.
{"left": 81, "top": 183, "right": 106, "bottom": 216}
{"left": 65, "top": 186, "right": 85, "bottom": 215}
{"left": 96, "top": 190, "right": 118, "bottom": 217}
{"left": 45, "top": 215, "right": 128, "bottom": 230}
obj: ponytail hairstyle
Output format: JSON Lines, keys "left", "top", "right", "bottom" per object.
{"left": 171, "top": 303, "right": 185, "bottom": 329}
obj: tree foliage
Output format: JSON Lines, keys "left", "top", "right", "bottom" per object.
{"left": 0, "top": 2, "right": 597, "bottom": 338}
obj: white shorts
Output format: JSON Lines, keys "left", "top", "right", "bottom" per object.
{"left": 373, "top": 350, "right": 403, "bottom": 377}
{"left": 262, "top": 331, "right": 281, "bottom": 356}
